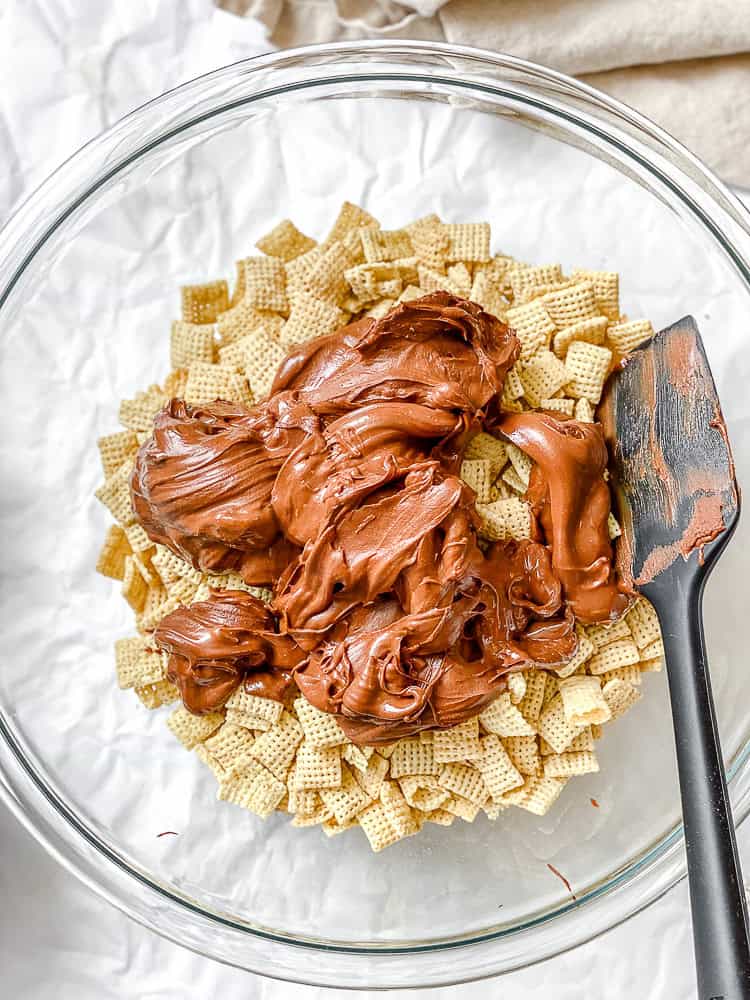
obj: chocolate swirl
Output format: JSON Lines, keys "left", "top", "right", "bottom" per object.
{"left": 134, "top": 292, "right": 627, "bottom": 739}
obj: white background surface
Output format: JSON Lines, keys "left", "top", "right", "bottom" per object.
{"left": 0, "top": 1, "right": 748, "bottom": 997}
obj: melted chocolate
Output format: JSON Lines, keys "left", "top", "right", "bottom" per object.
{"left": 135, "top": 292, "right": 626, "bottom": 740}
{"left": 498, "top": 411, "right": 630, "bottom": 623}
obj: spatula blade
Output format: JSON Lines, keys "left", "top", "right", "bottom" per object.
{"left": 598, "top": 315, "right": 739, "bottom": 588}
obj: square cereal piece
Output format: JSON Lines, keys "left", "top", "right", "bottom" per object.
{"left": 607, "top": 511, "right": 622, "bottom": 539}
{"left": 397, "top": 776, "right": 448, "bottom": 812}
{"left": 407, "top": 215, "right": 449, "bottom": 268}
{"left": 501, "top": 465, "right": 526, "bottom": 494}
{"left": 424, "top": 808, "right": 456, "bottom": 826}
{"left": 225, "top": 689, "right": 283, "bottom": 727}
{"left": 433, "top": 718, "right": 482, "bottom": 764}
{"left": 438, "top": 763, "right": 488, "bottom": 806}
{"left": 641, "top": 638, "right": 665, "bottom": 661}
{"left": 587, "top": 639, "right": 640, "bottom": 675}
{"left": 565, "top": 341, "right": 613, "bottom": 404}
{"left": 123, "top": 522, "right": 153, "bottom": 555}
{"left": 507, "top": 264, "right": 564, "bottom": 301}
{"left": 447, "top": 262, "right": 472, "bottom": 296}
{"left": 135, "top": 679, "right": 179, "bottom": 710}
{"left": 320, "top": 764, "right": 372, "bottom": 824}
{"left": 353, "top": 752, "right": 389, "bottom": 798}
{"left": 293, "top": 743, "right": 342, "bottom": 790}
{"left": 442, "top": 794, "right": 482, "bottom": 822}
{"left": 284, "top": 245, "right": 323, "bottom": 292}
{"left": 503, "top": 363, "right": 525, "bottom": 402}
{"left": 95, "top": 462, "right": 136, "bottom": 526}
{"left": 167, "top": 706, "right": 224, "bottom": 749}
{"left": 342, "top": 742, "right": 373, "bottom": 773}
{"left": 236, "top": 330, "right": 287, "bottom": 400}
{"left": 601, "top": 664, "right": 642, "bottom": 687}
{"left": 152, "top": 546, "right": 200, "bottom": 585}
{"left": 574, "top": 397, "right": 595, "bottom": 422}
{"left": 380, "top": 780, "right": 419, "bottom": 836}
{"left": 287, "top": 782, "right": 322, "bottom": 817}
{"left": 460, "top": 458, "right": 493, "bottom": 503}
{"left": 556, "top": 629, "right": 595, "bottom": 678}
{"left": 507, "top": 672, "right": 527, "bottom": 704}
{"left": 602, "top": 678, "right": 642, "bottom": 719}
{"left": 552, "top": 316, "right": 608, "bottom": 359}
{"left": 195, "top": 742, "right": 228, "bottom": 780}
{"left": 183, "top": 362, "right": 253, "bottom": 407}
{"left": 558, "top": 676, "right": 611, "bottom": 727}
{"left": 218, "top": 762, "right": 286, "bottom": 818}
{"left": 538, "top": 693, "right": 585, "bottom": 753}
{"left": 304, "top": 241, "right": 357, "bottom": 303}
{"left": 506, "top": 300, "right": 556, "bottom": 362}
{"left": 322, "top": 815, "right": 359, "bottom": 837}
{"left": 585, "top": 616, "right": 633, "bottom": 649}
{"left": 606, "top": 319, "right": 654, "bottom": 355}
{"left": 119, "top": 385, "right": 167, "bottom": 432}
{"left": 389, "top": 737, "right": 439, "bottom": 779}
{"left": 543, "top": 750, "right": 599, "bottom": 779}
{"left": 542, "top": 280, "right": 598, "bottom": 327}
{"left": 239, "top": 256, "right": 288, "bottom": 313}
{"left": 511, "top": 775, "right": 566, "bottom": 816}
{"left": 181, "top": 280, "right": 229, "bottom": 325}
{"left": 464, "top": 432, "right": 507, "bottom": 479}
{"left": 170, "top": 321, "right": 216, "bottom": 369}
{"left": 294, "top": 696, "right": 347, "bottom": 749}
{"left": 475, "top": 734, "right": 524, "bottom": 799}
{"left": 571, "top": 269, "right": 620, "bottom": 320}
{"left": 639, "top": 656, "right": 664, "bottom": 674}
{"left": 203, "top": 722, "right": 258, "bottom": 771}
{"left": 358, "top": 801, "right": 403, "bottom": 852}
{"left": 97, "top": 524, "right": 131, "bottom": 580}
{"left": 363, "top": 297, "right": 396, "bottom": 318}
{"left": 249, "top": 710, "right": 303, "bottom": 781}
{"left": 540, "top": 397, "right": 575, "bottom": 416}
{"left": 475, "top": 497, "right": 531, "bottom": 542}
{"left": 517, "top": 670, "right": 547, "bottom": 724}
{"left": 346, "top": 259, "right": 417, "bottom": 302}
{"left": 480, "top": 692, "right": 537, "bottom": 737}
{"left": 323, "top": 201, "right": 380, "bottom": 248}
{"left": 360, "top": 228, "right": 414, "bottom": 263}
{"left": 415, "top": 264, "right": 462, "bottom": 297}
{"left": 255, "top": 219, "right": 316, "bottom": 262}
{"left": 216, "top": 302, "right": 271, "bottom": 346}
{"left": 115, "top": 636, "right": 161, "bottom": 689}
{"left": 224, "top": 708, "right": 269, "bottom": 732}
{"left": 98, "top": 430, "right": 139, "bottom": 478}
{"left": 520, "top": 350, "right": 570, "bottom": 407}
{"left": 567, "top": 727, "right": 595, "bottom": 752}
{"left": 441, "top": 222, "right": 491, "bottom": 263}
{"left": 506, "top": 442, "right": 533, "bottom": 486}
{"left": 625, "top": 597, "right": 662, "bottom": 649}
{"left": 279, "top": 293, "right": 344, "bottom": 349}
{"left": 122, "top": 556, "right": 150, "bottom": 613}
{"left": 470, "top": 270, "right": 508, "bottom": 320}
{"left": 502, "top": 735, "right": 542, "bottom": 776}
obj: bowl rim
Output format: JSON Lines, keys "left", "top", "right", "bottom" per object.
{"left": 2, "top": 38, "right": 750, "bottom": 988}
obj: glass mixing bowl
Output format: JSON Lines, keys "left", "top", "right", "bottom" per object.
{"left": 1, "top": 41, "right": 750, "bottom": 989}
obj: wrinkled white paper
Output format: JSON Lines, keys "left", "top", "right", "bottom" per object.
{"left": 2, "top": 2, "right": 750, "bottom": 997}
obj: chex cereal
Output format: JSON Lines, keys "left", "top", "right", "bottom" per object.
{"left": 94, "top": 202, "right": 663, "bottom": 852}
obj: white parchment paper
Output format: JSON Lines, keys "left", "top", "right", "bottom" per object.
{"left": 1, "top": 2, "right": 750, "bottom": 997}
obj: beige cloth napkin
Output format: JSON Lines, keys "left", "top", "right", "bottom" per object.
{"left": 219, "top": 0, "right": 750, "bottom": 188}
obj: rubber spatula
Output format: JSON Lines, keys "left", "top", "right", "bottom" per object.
{"left": 599, "top": 315, "right": 750, "bottom": 998}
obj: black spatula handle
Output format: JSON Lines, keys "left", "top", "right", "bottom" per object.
{"left": 645, "top": 564, "right": 750, "bottom": 998}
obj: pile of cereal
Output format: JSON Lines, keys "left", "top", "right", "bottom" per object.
{"left": 95, "top": 203, "right": 663, "bottom": 851}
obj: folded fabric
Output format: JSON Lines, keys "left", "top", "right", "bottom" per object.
{"left": 219, "top": 0, "right": 750, "bottom": 187}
